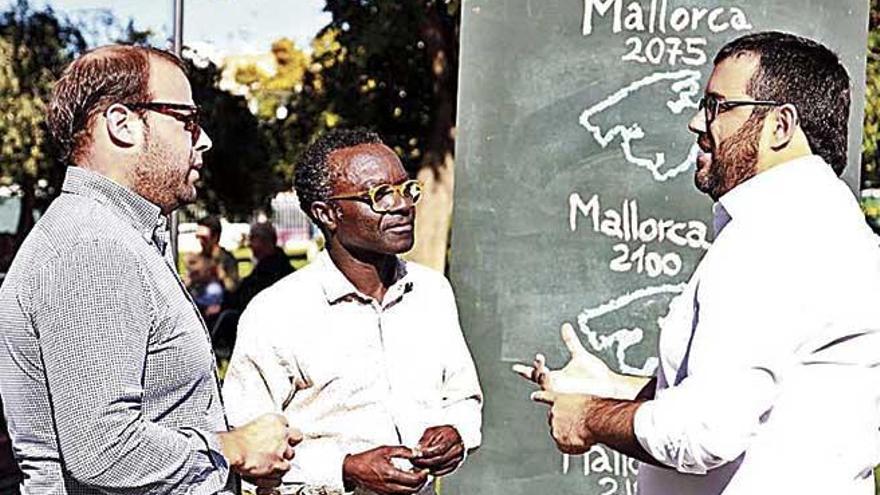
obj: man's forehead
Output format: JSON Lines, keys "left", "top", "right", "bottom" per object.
{"left": 147, "top": 56, "right": 193, "bottom": 103}
{"left": 707, "top": 52, "right": 760, "bottom": 99}
{"left": 329, "top": 143, "right": 405, "bottom": 184}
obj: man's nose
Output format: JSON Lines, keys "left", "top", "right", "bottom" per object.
{"left": 194, "top": 127, "right": 212, "bottom": 153}
{"left": 386, "top": 192, "right": 415, "bottom": 214}
{"left": 688, "top": 107, "right": 707, "bottom": 135}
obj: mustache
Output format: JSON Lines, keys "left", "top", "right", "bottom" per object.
{"left": 697, "top": 133, "right": 713, "bottom": 153}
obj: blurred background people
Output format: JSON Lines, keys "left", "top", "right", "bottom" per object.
{"left": 229, "top": 222, "right": 294, "bottom": 312}
{"left": 196, "top": 215, "right": 239, "bottom": 294}
{"left": 184, "top": 252, "right": 224, "bottom": 328}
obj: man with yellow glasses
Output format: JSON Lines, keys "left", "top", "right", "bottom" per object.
{"left": 223, "top": 128, "right": 483, "bottom": 495}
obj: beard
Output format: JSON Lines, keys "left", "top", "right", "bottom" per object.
{"left": 695, "top": 113, "right": 764, "bottom": 201}
{"left": 133, "top": 128, "right": 196, "bottom": 213}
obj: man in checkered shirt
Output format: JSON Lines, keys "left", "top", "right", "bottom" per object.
{"left": 0, "top": 45, "right": 300, "bottom": 494}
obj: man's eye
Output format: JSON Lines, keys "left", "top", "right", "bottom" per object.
{"left": 372, "top": 185, "right": 394, "bottom": 201}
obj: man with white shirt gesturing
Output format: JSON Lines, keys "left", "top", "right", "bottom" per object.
{"left": 223, "top": 128, "right": 482, "bottom": 495}
{"left": 517, "top": 31, "right": 880, "bottom": 494}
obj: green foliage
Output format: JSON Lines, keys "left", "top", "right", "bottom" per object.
{"left": 0, "top": 0, "right": 85, "bottom": 237}
{"left": 185, "top": 57, "right": 280, "bottom": 220}
{"left": 0, "top": 1, "right": 279, "bottom": 231}
{"left": 311, "top": 0, "right": 459, "bottom": 171}
{"left": 864, "top": 1, "right": 880, "bottom": 188}
{"left": 249, "top": 0, "right": 461, "bottom": 184}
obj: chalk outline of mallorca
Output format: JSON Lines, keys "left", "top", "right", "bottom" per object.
{"left": 578, "top": 69, "right": 702, "bottom": 182}
{"left": 577, "top": 283, "right": 686, "bottom": 376}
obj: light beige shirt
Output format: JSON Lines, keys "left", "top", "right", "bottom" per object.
{"left": 223, "top": 251, "right": 482, "bottom": 494}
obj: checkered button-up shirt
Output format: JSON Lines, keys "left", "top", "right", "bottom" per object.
{"left": 0, "top": 167, "right": 234, "bottom": 494}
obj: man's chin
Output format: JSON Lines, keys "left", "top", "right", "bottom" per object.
{"left": 389, "top": 237, "right": 415, "bottom": 254}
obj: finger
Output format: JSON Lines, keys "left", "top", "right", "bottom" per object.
{"left": 512, "top": 363, "right": 538, "bottom": 382}
{"left": 433, "top": 458, "right": 463, "bottom": 476}
{"left": 288, "top": 427, "right": 304, "bottom": 445}
{"left": 421, "top": 442, "right": 463, "bottom": 467}
{"left": 268, "top": 459, "right": 291, "bottom": 477}
{"left": 418, "top": 438, "right": 451, "bottom": 459}
{"left": 384, "top": 445, "right": 416, "bottom": 459}
{"left": 531, "top": 390, "right": 557, "bottom": 405}
{"left": 250, "top": 475, "right": 284, "bottom": 488}
{"left": 532, "top": 354, "right": 550, "bottom": 385}
{"left": 534, "top": 353, "right": 546, "bottom": 372}
{"left": 561, "top": 323, "right": 588, "bottom": 358}
{"left": 384, "top": 465, "right": 430, "bottom": 488}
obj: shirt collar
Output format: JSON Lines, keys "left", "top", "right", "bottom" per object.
{"left": 717, "top": 154, "right": 829, "bottom": 226}
{"left": 61, "top": 166, "right": 165, "bottom": 240}
{"left": 317, "top": 250, "right": 412, "bottom": 306}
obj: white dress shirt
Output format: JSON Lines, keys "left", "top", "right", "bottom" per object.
{"left": 634, "top": 155, "right": 880, "bottom": 494}
{"left": 222, "top": 251, "right": 482, "bottom": 494}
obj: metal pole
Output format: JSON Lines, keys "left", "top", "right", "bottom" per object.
{"left": 170, "top": 0, "right": 184, "bottom": 264}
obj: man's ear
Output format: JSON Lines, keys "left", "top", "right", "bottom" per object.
{"left": 104, "top": 103, "right": 141, "bottom": 148}
{"left": 311, "top": 201, "right": 338, "bottom": 234}
{"left": 770, "top": 103, "right": 799, "bottom": 151}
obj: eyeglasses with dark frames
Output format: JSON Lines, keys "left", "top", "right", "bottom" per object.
{"left": 327, "top": 179, "right": 423, "bottom": 213}
{"left": 699, "top": 94, "right": 784, "bottom": 124}
{"left": 125, "top": 102, "right": 202, "bottom": 145}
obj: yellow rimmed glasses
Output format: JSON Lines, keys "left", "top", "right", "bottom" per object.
{"left": 328, "top": 179, "right": 423, "bottom": 213}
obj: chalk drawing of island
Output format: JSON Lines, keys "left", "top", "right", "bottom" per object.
{"left": 579, "top": 69, "right": 702, "bottom": 182}
{"left": 576, "top": 283, "right": 686, "bottom": 375}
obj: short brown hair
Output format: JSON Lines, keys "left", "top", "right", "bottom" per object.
{"left": 47, "top": 44, "right": 187, "bottom": 165}
{"left": 715, "top": 32, "right": 851, "bottom": 175}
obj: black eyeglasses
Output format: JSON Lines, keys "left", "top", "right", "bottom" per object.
{"left": 125, "top": 101, "right": 202, "bottom": 145}
{"left": 699, "top": 94, "right": 784, "bottom": 124}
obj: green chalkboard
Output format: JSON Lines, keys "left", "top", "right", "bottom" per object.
{"left": 448, "top": 1, "right": 868, "bottom": 494}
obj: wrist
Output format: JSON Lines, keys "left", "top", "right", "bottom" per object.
{"left": 217, "top": 430, "right": 244, "bottom": 469}
{"left": 341, "top": 454, "right": 356, "bottom": 491}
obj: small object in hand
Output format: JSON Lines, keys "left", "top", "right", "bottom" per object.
{"left": 390, "top": 456, "right": 414, "bottom": 472}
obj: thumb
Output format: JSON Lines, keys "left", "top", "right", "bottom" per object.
{"left": 288, "top": 427, "right": 304, "bottom": 445}
{"left": 531, "top": 390, "right": 557, "bottom": 405}
{"left": 384, "top": 446, "right": 416, "bottom": 459}
{"left": 561, "top": 322, "right": 588, "bottom": 359}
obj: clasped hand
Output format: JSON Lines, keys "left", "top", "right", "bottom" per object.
{"left": 342, "top": 425, "right": 464, "bottom": 495}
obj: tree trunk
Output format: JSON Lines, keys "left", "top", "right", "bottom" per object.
{"left": 407, "top": 3, "right": 458, "bottom": 272}
{"left": 410, "top": 152, "right": 455, "bottom": 271}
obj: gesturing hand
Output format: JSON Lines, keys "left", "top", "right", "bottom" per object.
{"left": 512, "top": 323, "right": 642, "bottom": 398}
{"left": 531, "top": 390, "right": 597, "bottom": 455}
{"left": 343, "top": 445, "right": 429, "bottom": 495}
{"left": 410, "top": 425, "right": 464, "bottom": 476}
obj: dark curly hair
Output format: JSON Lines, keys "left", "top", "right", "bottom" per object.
{"left": 47, "top": 44, "right": 187, "bottom": 166}
{"left": 294, "top": 128, "right": 382, "bottom": 225}
{"left": 715, "top": 32, "right": 851, "bottom": 175}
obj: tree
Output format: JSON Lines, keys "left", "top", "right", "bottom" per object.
{"left": 864, "top": 0, "right": 880, "bottom": 189}
{"left": 0, "top": 0, "right": 84, "bottom": 241}
{"left": 184, "top": 54, "right": 281, "bottom": 220}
